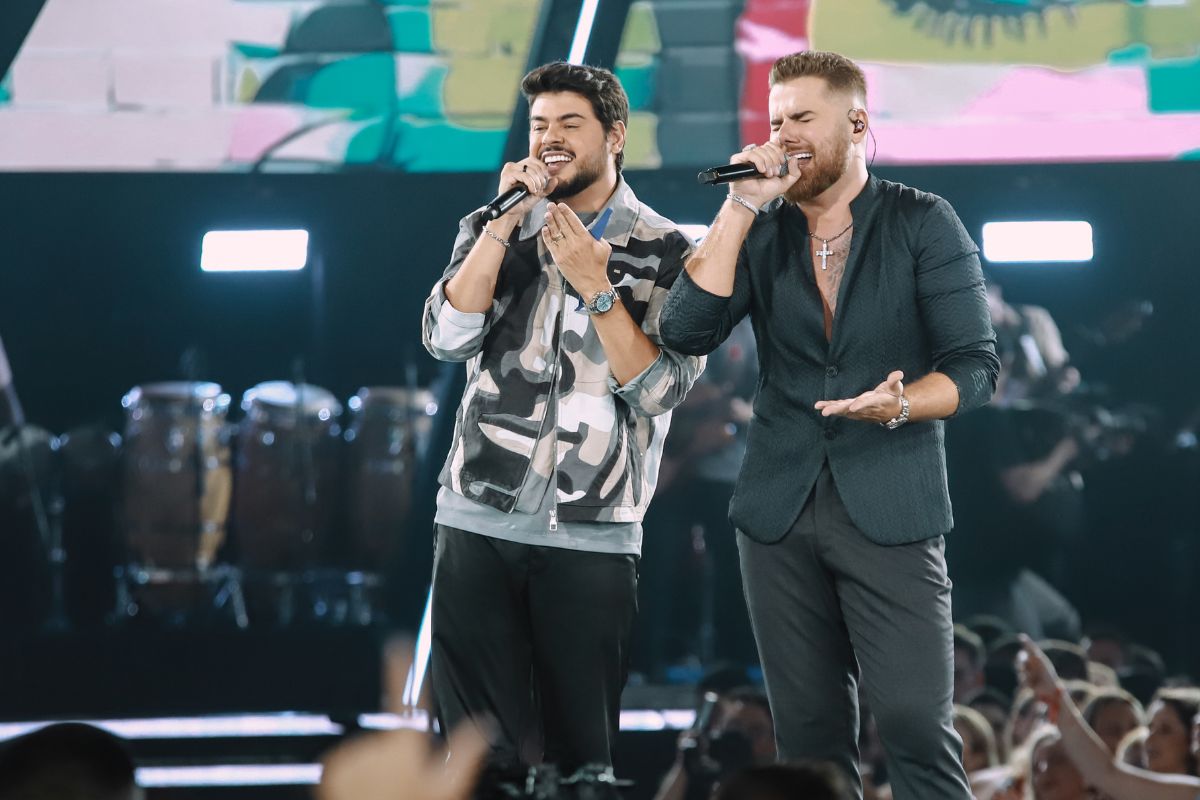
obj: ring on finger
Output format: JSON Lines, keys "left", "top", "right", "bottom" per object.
{"left": 551, "top": 233, "right": 566, "bottom": 243}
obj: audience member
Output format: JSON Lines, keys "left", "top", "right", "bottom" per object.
{"left": 954, "top": 704, "right": 999, "bottom": 774}
{"left": 1081, "top": 689, "right": 1144, "bottom": 754}
{"left": 1144, "top": 688, "right": 1200, "bottom": 776}
{"left": 1026, "top": 726, "right": 1089, "bottom": 800}
{"left": 967, "top": 688, "right": 1015, "bottom": 761}
{"left": 1018, "top": 636, "right": 1200, "bottom": 800}
{"left": 0, "top": 722, "right": 141, "bottom": 800}
{"left": 714, "top": 762, "right": 852, "bottom": 800}
{"left": 954, "top": 625, "right": 987, "bottom": 703}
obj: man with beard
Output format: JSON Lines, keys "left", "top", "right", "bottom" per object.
{"left": 659, "top": 51, "right": 998, "bottom": 800}
{"left": 421, "top": 62, "right": 703, "bottom": 770}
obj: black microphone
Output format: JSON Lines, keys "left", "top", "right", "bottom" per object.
{"left": 696, "top": 155, "right": 808, "bottom": 186}
{"left": 483, "top": 186, "right": 528, "bottom": 221}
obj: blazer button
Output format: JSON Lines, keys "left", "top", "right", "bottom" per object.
{"left": 824, "top": 429, "right": 837, "bottom": 440}
{"left": 825, "top": 365, "right": 838, "bottom": 377}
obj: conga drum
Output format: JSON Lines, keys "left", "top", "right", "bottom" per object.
{"left": 342, "top": 386, "right": 436, "bottom": 568}
{"left": 120, "top": 382, "right": 232, "bottom": 571}
{"left": 233, "top": 381, "right": 342, "bottom": 573}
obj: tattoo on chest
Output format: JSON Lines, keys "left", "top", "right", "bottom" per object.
{"left": 812, "top": 241, "right": 851, "bottom": 311}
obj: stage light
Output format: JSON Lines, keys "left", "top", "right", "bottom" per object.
{"left": 401, "top": 588, "right": 434, "bottom": 709}
{"left": 678, "top": 224, "right": 710, "bottom": 243}
{"left": 567, "top": 0, "right": 601, "bottom": 64}
{"left": 200, "top": 229, "right": 309, "bottom": 272}
{"left": 136, "top": 764, "right": 322, "bottom": 788}
{"left": 357, "top": 711, "right": 430, "bottom": 731}
{"left": 0, "top": 714, "right": 342, "bottom": 741}
{"left": 982, "top": 221, "right": 1093, "bottom": 263}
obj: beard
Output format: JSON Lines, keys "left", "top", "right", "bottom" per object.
{"left": 547, "top": 148, "right": 607, "bottom": 201}
{"left": 784, "top": 127, "right": 854, "bottom": 204}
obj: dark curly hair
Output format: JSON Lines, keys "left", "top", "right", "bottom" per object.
{"left": 520, "top": 61, "right": 629, "bottom": 172}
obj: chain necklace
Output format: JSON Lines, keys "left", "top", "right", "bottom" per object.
{"left": 807, "top": 221, "right": 854, "bottom": 270}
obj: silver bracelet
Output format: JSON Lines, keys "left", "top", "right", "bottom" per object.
{"left": 482, "top": 224, "right": 510, "bottom": 248}
{"left": 727, "top": 193, "right": 759, "bottom": 216}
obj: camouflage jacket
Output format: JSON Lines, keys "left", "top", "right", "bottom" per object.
{"left": 422, "top": 178, "right": 705, "bottom": 523}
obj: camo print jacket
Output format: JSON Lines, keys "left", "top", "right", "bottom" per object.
{"left": 422, "top": 178, "right": 705, "bottom": 523}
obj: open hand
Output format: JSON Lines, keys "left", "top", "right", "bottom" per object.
{"left": 1017, "top": 634, "right": 1063, "bottom": 706}
{"left": 815, "top": 371, "right": 905, "bottom": 424}
{"left": 542, "top": 202, "right": 612, "bottom": 300}
{"left": 317, "top": 640, "right": 489, "bottom": 800}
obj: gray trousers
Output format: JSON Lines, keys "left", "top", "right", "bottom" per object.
{"left": 738, "top": 466, "right": 971, "bottom": 800}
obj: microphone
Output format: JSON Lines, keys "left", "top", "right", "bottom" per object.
{"left": 483, "top": 185, "right": 528, "bottom": 221}
{"left": 696, "top": 154, "right": 810, "bottom": 186}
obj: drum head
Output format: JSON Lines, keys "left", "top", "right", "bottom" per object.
{"left": 242, "top": 382, "right": 341, "bottom": 419}
{"left": 122, "top": 382, "right": 230, "bottom": 414}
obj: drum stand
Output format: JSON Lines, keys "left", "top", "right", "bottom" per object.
{"left": 250, "top": 569, "right": 382, "bottom": 628}
{"left": 112, "top": 564, "right": 249, "bottom": 629}
{"left": 2, "top": 421, "right": 69, "bottom": 631}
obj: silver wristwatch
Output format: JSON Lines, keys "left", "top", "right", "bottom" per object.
{"left": 584, "top": 286, "right": 619, "bottom": 315}
{"left": 882, "top": 395, "right": 910, "bottom": 430}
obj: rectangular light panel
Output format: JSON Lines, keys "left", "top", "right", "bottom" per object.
{"left": 982, "top": 221, "right": 1093, "bottom": 263}
{"left": 201, "top": 229, "right": 309, "bottom": 272}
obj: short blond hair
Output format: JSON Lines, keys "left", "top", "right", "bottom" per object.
{"left": 769, "top": 51, "right": 867, "bottom": 106}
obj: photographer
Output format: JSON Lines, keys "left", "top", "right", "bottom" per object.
{"left": 654, "top": 688, "right": 776, "bottom": 800}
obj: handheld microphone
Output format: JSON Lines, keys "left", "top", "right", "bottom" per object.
{"left": 696, "top": 154, "right": 810, "bottom": 186}
{"left": 483, "top": 185, "right": 528, "bottom": 221}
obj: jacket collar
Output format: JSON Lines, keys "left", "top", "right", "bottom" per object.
{"left": 516, "top": 175, "right": 638, "bottom": 247}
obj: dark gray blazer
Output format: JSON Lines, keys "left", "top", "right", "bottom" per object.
{"left": 659, "top": 175, "right": 999, "bottom": 546}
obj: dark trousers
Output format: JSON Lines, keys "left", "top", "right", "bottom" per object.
{"left": 429, "top": 524, "right": 638, "bottom": 771}
{"left": 738, "top": 466, "right": 971, "bottom": 800}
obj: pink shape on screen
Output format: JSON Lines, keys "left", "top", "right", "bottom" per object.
{"left": 227, "top": 105, "right": 309, "bottom": 162}
{"left": 875, "top": 115, "right": 1200, "bottom": 164}
{"left": 962, "top": 66, "right": 1148, "bottom": 118}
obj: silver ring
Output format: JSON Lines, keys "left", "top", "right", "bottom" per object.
{"left": 742, "top": 144, "right": 756, "bottom": 152}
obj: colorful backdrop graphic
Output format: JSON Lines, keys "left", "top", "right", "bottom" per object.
{"left": 0, "top": 0, "right": 1196, "bottom": 170}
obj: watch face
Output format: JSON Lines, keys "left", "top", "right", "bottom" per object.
{"left": 592, "top": 291, "right": 615, "bottom": 313}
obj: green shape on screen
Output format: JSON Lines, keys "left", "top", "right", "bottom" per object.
{"left": 233, "top": 42, "right": 282, "bottom": 59}
{"left": 389, "top": 8, "right": 434, "bottom": 53}
{"left": 308, "top": 54, "right": 397, "bottom": 112}
{"left": 1148, "top": 56, "right": 1200, "bottom": 113}
{"left": 620, "top": 2, "right": 661, "bottom": 55}
{"left": 397, "top": 59, "right": 448, "bottom": 117}
{"left": 392, "top": 117, "right": 507, "bottom": 171}
{"left": 616, "top": 55, "right": 659, "bottom": 112}
{"left": 346, "top": 119, "right": 388, "bottom": 163}
{"left": 0, "top": 72, "right": 10, "bottom": 104}
{"left": 1180, "top": 149, "right": 1200, "bottom": 160}
{"left": 1108, "top": 43, "right": 1150, "bottom": 66}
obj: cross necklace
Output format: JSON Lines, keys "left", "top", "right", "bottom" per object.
{"left": 808, "top": 220, "right": 854, "bottom": 270}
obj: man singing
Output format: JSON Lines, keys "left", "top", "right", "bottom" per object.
{"left": 421, "top": 62, "right": 703, "bottom": 770}
{"left": 659, "top": 51, "right": 999, "bottom": 800}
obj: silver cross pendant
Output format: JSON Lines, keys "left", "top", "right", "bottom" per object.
{"left": 816, "top": 240, "right": 832, "bottom": 270}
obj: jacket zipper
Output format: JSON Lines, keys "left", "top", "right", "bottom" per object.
{"left": 547, "top": 276, "right": 566, "bottom": 533}
{"left": 507, "top": 260, "right": 566, "bottom": 534}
